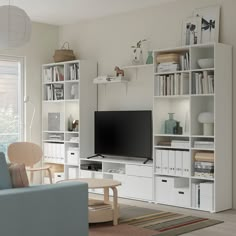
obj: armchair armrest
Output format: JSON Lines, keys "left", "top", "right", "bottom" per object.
{"left": 0, "top": 182, "right": 88, "bottom": 236}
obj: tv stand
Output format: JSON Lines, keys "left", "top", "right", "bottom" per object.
{"left": 87, "top": 154, "right": 105, "bottom": 159}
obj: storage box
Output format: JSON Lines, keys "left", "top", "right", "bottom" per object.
{"left": 54, "top": 172, "right": 65, "bottom": 183}
{"left": 156, "top": 176, "right": 175, "bottom": 205}
{"left": 67, "top": 148, "right": 79, "bottom": 165}
{"left": 200, "top": 182, "right": 214, "bottom": 211}
{"left": 174, "top": 187, "right": 190, "bottom": 207}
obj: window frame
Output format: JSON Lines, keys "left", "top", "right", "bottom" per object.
{"left": 0, "top": 55, "right": 25, "bottom": 142}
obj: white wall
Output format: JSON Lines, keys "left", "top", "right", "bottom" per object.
{"left": 0, "top": 22, "right": 59, "bottom": 145}
{"left": 59, "top": 0, "right": 236, "bottom": 207}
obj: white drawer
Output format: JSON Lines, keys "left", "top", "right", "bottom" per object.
{"left": 125, "top": 176, "right": 152, "bottom": 200}
{"left": 174, "top": 188, "right": 190, "bottom": 207}
{"left": 126, "top": 165, "right": 152, "bottom": 177}
{"left": 80, "top": 170, "right": 93, "bottom": 178}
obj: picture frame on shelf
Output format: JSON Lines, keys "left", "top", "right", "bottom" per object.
{"left": 53, "top": 84, "right": 64, "bottom": 100}
{"left": 182, "top": 16, "right": 202, "bottom": 45}
{"left": 193, "top": 5, "right": 220, "bottom": 43}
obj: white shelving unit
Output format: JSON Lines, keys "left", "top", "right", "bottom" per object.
{"left": 42, "top": 60, "right": 97, "bottom": 183}
{"left": 153, "top": 43, "right": 232, "bottom": 212}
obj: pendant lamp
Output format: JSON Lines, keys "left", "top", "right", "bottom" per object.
{"left": 0, "top": 4, "right": 31, "bottom": 49}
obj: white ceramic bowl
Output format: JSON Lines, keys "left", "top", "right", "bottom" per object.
{"left": 198, "top": 58, "right": 214, "bottom": 69}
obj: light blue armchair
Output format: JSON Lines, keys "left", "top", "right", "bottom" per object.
{"left": 0, "top": 153, "right": 88, "bottom": 236}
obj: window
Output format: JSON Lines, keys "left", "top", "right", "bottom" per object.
{"left": 0, "top": 56, "right": 24, "bottom": 156}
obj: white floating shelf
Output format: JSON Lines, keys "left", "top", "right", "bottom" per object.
{"left": 93, "top": 77, "right": 129, "bottom": 84}
{"left": 122, "top": 64, "right": 153, "bottom": 69}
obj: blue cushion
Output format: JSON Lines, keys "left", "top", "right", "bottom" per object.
{"left": 0, "top": 152, "right": 12, "bottom": 189}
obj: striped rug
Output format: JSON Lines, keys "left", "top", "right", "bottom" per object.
{"left": 90, "top": 205, "right": 223, "bottom": 236}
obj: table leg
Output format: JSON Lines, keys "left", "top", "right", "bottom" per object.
{"left": 104, "top": 187, "right": 109, "bottom": 203}
{"left": 111, "top": 187, "right": 118, "bottom": 225}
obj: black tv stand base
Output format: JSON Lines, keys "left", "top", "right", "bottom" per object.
{"left": 143, "top": 158, "right": 151, "bottom": 164}
{"left": 87, "top": 154, "right": 105, "bottom": 159}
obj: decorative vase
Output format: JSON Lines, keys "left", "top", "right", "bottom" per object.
{"left": 165, "top": 113, "right": 177, "bottom": 134}
{"left": 146, "top": 51, "right": 153, "bottom": 64}
{"left": 132, "top": 47, "right": 143, "bottom": 65}
{"left": 173, "top": 121, "right": 183, "bottom": 135}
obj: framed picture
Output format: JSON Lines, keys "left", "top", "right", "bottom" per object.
{"left": 53, "top": 84, "right": 64, "bottom": 100}
{"left": 193, "top": 5, "right": 220, "bottom": 43}
{"left": 182, "top": 16, "right": 202, "bottom": 45}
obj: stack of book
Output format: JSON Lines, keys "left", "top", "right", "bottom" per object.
{"left": 194, "top": 141, "right": 214, "bottom": 149}
{"left": 69, "top": 64, "right": 79, "bottom": 80}
{"left": 194, "top": 152, "right": 214, "bottom": 178}
{"left": 157, "top": 62, "right": 180, "bottom": 73}
{"left": 192, "top": 182, "right": 214, "bottom": 210}
{"left": 43, "top": 66, "right": 64, "bottom": 83}
{"left": 45, "top": 84, "right": 64, "bottom": 100}
{"left": 180, "top": 52, "right": 190, "bottom": 70}
{"left": 192, "top": 71, "right": 214, "bottom": 94}
{"left": 171, "top": 140, "right": 189, "bottom": 148}
{"left": 156, "top": 73, "right": 189, "bottom": 96}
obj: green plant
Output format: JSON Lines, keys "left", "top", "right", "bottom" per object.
{"left": 131, "top": 39, "right": 147, "bottom": 48}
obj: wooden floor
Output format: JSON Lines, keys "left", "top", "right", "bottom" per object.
{"left": 90, "top": 193, "right": 236, "bottom": 236}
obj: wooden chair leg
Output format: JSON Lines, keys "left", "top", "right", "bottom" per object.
{"left": 47, "top": 168, "right": 53, "bottom": 184}
{"left": 30, "top": 171, "right": 34, "bottom": 184}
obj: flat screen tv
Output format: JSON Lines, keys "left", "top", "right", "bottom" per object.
{"left": 94, "top": 111, "right": 152, "bottom": 161}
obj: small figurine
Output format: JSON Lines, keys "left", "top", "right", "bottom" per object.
{"left": 114, "top": 66, "right": 124, "bottom": 77}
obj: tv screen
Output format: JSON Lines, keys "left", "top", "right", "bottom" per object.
{"left": 95, "top": 111, "right": 152, "bottom": 159}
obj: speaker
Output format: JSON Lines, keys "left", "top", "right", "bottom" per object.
{"left": 48, "top": 112, "right": 64, "bottom": 131}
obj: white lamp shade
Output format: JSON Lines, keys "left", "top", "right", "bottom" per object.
{"left": 0, "top": 5, "right": 31, "bottom": 49}
{"left": 198, "top": 112, "right": 214, "bottom": 124}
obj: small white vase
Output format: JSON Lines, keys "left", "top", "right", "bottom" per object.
{"left": 132, "top": 47, "right": 143, "bottom": 65}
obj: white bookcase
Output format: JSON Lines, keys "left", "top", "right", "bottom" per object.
{"left": 42, "top": 60, "right": 97, "bottom": 183}
{"left": 153, "top": 43, "right": 232, "bottom": 212}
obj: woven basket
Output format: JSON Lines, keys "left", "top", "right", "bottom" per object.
{"left": 53, "top": 42, "right": 76, "bottom": 62}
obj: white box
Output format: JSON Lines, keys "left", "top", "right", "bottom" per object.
{"left": 174, "top": 187, "right": 190, "bottom": 207}
{"left": 168, "top": 150, "right": 175, "bottom": 175}
{"left": 175, "top": 151, "right": 183, "bottom": 176}
{"left": 67, "top": 148, "right": 79, "bottom": 165}
{"left": 156, "top": 176, "right": 175, "bottom": 205}
{"left": 161, "top": 150, "right": 169, "bottom": 175}
{"left": 200, "top": 182, "right": 214, "bottom": 211}
{"left": 155, "top": 149, "right": 162, "bottom": 174}
{"left": 54, "top": 172, "right": 65, "bottom": 183}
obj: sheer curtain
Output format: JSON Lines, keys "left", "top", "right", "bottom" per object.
{"left": 0, "top": 56, "right": 24, "bottom": 157}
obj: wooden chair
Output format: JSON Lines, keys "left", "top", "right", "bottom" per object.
{"left": 8, "top": 142, "right": 52, "bottom": 184}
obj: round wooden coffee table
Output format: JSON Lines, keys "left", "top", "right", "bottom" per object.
{"left": 60, "top": 178, "right": 121, "bottom": 225}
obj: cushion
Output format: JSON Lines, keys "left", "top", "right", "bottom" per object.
{"left": 8, "top": 163, "right": 29, "bottom": 188}
{"left": 0, "top": 152, "right": 12, "bottom": 189}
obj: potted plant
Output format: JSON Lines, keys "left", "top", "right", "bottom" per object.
{"left": 131, "top": 39, "right": 147, "bottom": 65}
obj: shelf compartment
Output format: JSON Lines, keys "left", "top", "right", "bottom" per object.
{"left": 190, "top": 45, "right": 214, "bottom": 70}
{"left": 190, "top": 96, "right": 214, "bottom": 136}
{"left": 153, "top": 97, "right": 190, "bottom": 135}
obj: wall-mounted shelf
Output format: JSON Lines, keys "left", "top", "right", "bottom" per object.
{"left": 121, "top": 64, "right": 153, "bottom": 69}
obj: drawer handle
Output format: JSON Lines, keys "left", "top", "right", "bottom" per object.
{"left": 178, "top": 191, "right": 184, "bottom": 195}
{"left": 162, "top": 180, "right": 167, "bottom": 183}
